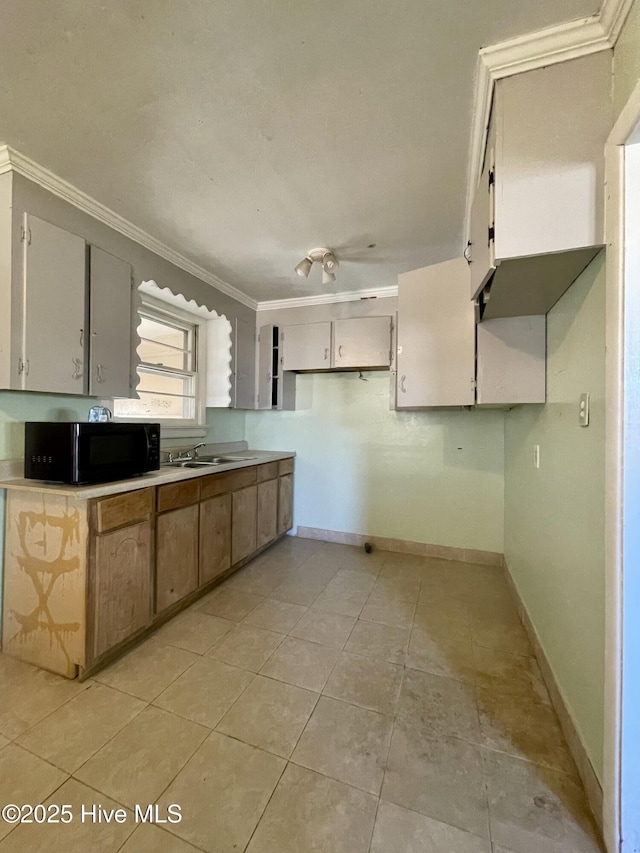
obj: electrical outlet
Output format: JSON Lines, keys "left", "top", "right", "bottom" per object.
{"left": 579, "top": 393, "right": 590, "bottom": 427}
{"left": 533, "top": 445, "right": 540, "bottom": 469}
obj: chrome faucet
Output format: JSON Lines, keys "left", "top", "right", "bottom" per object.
{"left": 174, "top": 442, "right": 206, "bottom": 462}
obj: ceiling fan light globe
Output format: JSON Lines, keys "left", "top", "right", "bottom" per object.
{"left": 294, "top": 257, "right": 313, "bottom": 278}
{"left": 322, "top": 269, "right": 336, "bottom": 285}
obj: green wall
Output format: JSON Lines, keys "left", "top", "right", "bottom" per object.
{"left": 504, "top": 252, "right": 606, "bottom": 779}
{"left": 0, "top": 391, "right": 92, "bottom": 461}
{"left": 244, "top": 372, "right": 505, "bottom": 554}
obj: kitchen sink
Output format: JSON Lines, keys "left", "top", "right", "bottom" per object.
{"left": 162, "top": 460, "right": 222, "bottom": 468}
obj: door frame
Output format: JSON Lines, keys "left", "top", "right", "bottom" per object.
{"left": 603, "top": 76, "right": 640, "bottom": 853}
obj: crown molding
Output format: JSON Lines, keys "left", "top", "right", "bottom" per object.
{"left": 465, "top": 0, "right": 632, "bottom": 235}
{"left": 0, "top": 144, "right": 258, "bottom": 311}
{"left": 256, "top": 285, "right": 398, "bottom": 312}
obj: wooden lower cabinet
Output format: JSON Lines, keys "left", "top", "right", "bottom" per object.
{"left": 232, "top": 485, "right": 258, "bottom": 564}
{"left": 199, "top": 494, "right": 231, "bottom": 584}
{"left": 156, "top": 504, "right": 199, "bottom": 614}
{"left": 257, "top": 479, "right": 278, "bottom": 549}
{"left": 92, "top": 521, "right": 152, "bottom": 660}
{"left": 278, "top": 473, "right": 294, "bottom": 535}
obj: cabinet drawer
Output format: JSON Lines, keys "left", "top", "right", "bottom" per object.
{"left": 94, "top": 488, "right": 154, "bottom": 533}
{"left": 201, "top": 467, "right": 257, "bottom": 500}
{"left": 257, "top": 462, "right": 278, "bottom": 482}
{"left": 278, "top": 458, "right": 294, "bottom": 476}
{"left": 157, "top": 479, "right": 201, "bottom": 513}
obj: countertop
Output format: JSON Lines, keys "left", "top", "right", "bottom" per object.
{"left": 0, "top": 450, "right": 295, "bottom": 500}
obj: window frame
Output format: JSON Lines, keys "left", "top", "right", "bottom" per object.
{"left": 112, "top": 295, "right": 207, "bottom": 437}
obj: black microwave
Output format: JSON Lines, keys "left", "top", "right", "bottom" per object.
{"left": 24, "top": 422, "right": 161, "bottom": 485}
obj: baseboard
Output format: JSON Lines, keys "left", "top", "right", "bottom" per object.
{"left": 295, "top": 527, "right": 504, "bottom": 568}
{"left": 503, "top": 561, "right": 604, "bottom": 833}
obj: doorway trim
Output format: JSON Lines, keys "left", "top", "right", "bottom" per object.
{"left": 603, "top": 75, "right": 640, "bottom": 853}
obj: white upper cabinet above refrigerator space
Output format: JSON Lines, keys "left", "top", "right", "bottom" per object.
{"left": 467, "top": 50, "right": 612, "bottom": 318}
{"left": 281, "top": 322, "right": 332, "bottom": 371}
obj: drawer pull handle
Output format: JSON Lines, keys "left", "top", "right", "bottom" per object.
{"left": 399, "top": 375, "right": 406, "bottom": 393}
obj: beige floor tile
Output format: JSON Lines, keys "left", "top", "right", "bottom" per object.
{"left": 153, "top": 657, "right": 254, "bottom": 727}
{"left": 397, "top": 668, "right": 480, "bottom": 743}
{"left": 295, "top": 552, "right": 342, "bottom": 583}
{"left": 471, "top": 614, "right": 532, "bottom": 657}
{"left": 222, "top": 559, "right": 288, "bottom": 596}
{"left": 370, "top": 799, "right": 491, "bottom": 853}
{"left": 0, "top": 735, "right": 9, "bottom": 752}
{"left": 413, "top": 603, "right": 473, "bottom": 639}
{"left": 260, "top": 637, "right": 339, "bottom": 692}
{"left": 269, "top": 576, "right": 327, "bottom": 607}
{"left": 0, "top": 778, "right": 134, "bottom": 852}
{"left": 16, "top": 682, "right": 145, "bottom": 773}
{"left": 74, "top": 706, "right": 207, "bottom": 808}
{"left": 119, "top": 823, "right": 201, "bottom": 852}
{"left": 473, "top": 647, "right": 550, "bottom": 704}
{"left": 246, "top": 762, "right": 377, "bottom": 853}
{"left": 331, "top": 547, "right": 386, "bottom": 575}
{"left": 380, "top": 559, "right": 426, "bottom": 583}
{"left": 329, "top": 569, "right": 378, "bottom": 595}
{"left": 95, "top": 640, "right": 199, "bottom": 701}
{"left": 217, "top": 675, "right": 318, "bottom": 757}
{"left": 344, "top": 620, "right": 410, "bottom": 665}
{"left": 368, "top": 575, "right": 421, "bottom": 604}
{"left": 0, "top": 655, "right": 89, "bottom": 740}
{"left": 197, "top": 588, "right": 264, "bottom": 621}
{"left": 292, "top": 695, "right": 393, "bottom": 795}
{"left": 323, "top": 652, "right": 403, "bottom": 715}
{"left": 153, "top": 610, "right": 235, "bottom": 653}
{"left": 290, "top": 610, "right": 356, "bottom": 649}
{"left": 0, "top": 745, "right": 68, "bottom": 841}
{"left": 207, "top": 623, "right": 284, "bottom": 672}
{"left": 477, "top": 687, "right": 578, "bottom": 775}
{"left": 359, "top": 599, "right": 415, "bottom": 630}
{"left": 311, "top": 586, "right": 369, "bottom": 617}
{"left": 383, "top": 728, "right": 489, "bottom": 838}
{"left": 243, "top": 599, "right": 307, "bottom": 632}
{"left": 483, "top": 750, "right": 602, "bottom": 853}
{"left": 407, "top": 627, "right": 477, "bottom": 683}
{"left": 157, "top": 731, "right": 285, "bottom": 853}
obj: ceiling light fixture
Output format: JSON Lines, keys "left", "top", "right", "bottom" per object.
{"left": 294, "top": 247, "right": 340, "bottom": 283}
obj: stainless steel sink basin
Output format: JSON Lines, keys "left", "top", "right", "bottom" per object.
{"left": 162, "top": 460, "right": 222, "bottom": 468}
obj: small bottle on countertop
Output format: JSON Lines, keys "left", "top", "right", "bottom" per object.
{"left": 88, "top": 405, "right": 112, "bottom": 423}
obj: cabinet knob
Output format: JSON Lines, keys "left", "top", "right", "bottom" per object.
{"left": 399, "top": 375, "right": 406, "bottom": 393}
{"left": 72, "top": 358, "right": 83, "bottom": 380}
{"left": 96, "top": 363, "right": 105, "bottom": 384}
{"left": 464, "top": 241, "right": 472, "bottom": 265}
{"left": 338, "top": 345, "right": 344, "bottom": 358}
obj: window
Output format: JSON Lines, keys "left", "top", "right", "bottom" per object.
{"left": 114, "top": 298, "right": 206, "bottom": 429}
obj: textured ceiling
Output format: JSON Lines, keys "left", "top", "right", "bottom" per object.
{"left": 0, "top": 0, "right": 599, "bottom": 302}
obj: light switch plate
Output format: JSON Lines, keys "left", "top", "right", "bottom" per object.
{"left": 579, "top": 393, "right": 590, "bottom": 427}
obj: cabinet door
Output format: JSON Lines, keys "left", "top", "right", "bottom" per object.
{"left": 332, "top": 317, "right": 392, "bottom": 369}
{"left": 281, "top": 322, "right": 331, "bottom": 371}
{"left": 278, "top": 473, "right": 294, "bottom": 535}
{"left": 231, "top": 485, "right": 257, "bottom": 565}
{"left": 468, "top": 157, "right": 495, "bottom": 301}
{"left": 93, "top": 521, "right": 152, "bottom": 659}
{"left": 88, "top": 246, "right": 132, "bottom": 397}
{"left": 477, "top": 316, "right": 546, "bottom": 405}
{"left": 396, "top": 258, "right": 475, "bottom": 408}
{"left": 257, "top": 479, "right": 278, "bottom": 549}
{"left": 257, "top": 323, "right": 274, "bottom": 409}
{"left": 199, "top": 494, "right": 231, "bottom": 585}
{"left": 22, "top": 213, "right": 86, "bottom": 394}
{"left": 156, "top": 505, "right": 199, "bottom": 613}
{"left": 233, "top": 318, "right": 257, "bottom": 409}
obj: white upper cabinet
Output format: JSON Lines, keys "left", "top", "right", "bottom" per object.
{"left": 88, "top": 246, "right": 132, "bottom": 398}
{"left": 281, "top": 322, "right": 331, "bottom": 371}
{"left": 476, "top": 316, "right": 546, "bottom": 405}
{"left": 21, "top": 213, "right": 86, "bottom": 394}
{"left": 467, "top": 51, "right": 612, "bottom": 318}
{"left": 332, "top": 317, "right": 392, "bottom": 369}
{"left": 232, "top": 318, "right": 257, "bottom": 409}
{"left": 257, "top": 324, "right": 295, "bottom": 410}
{"left": 396, "top": 258, "right": 475, "bottom": 408}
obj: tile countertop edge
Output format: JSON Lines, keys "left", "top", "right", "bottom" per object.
{"left": 0, "top": 451, "right": 296, "bottom": 500}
